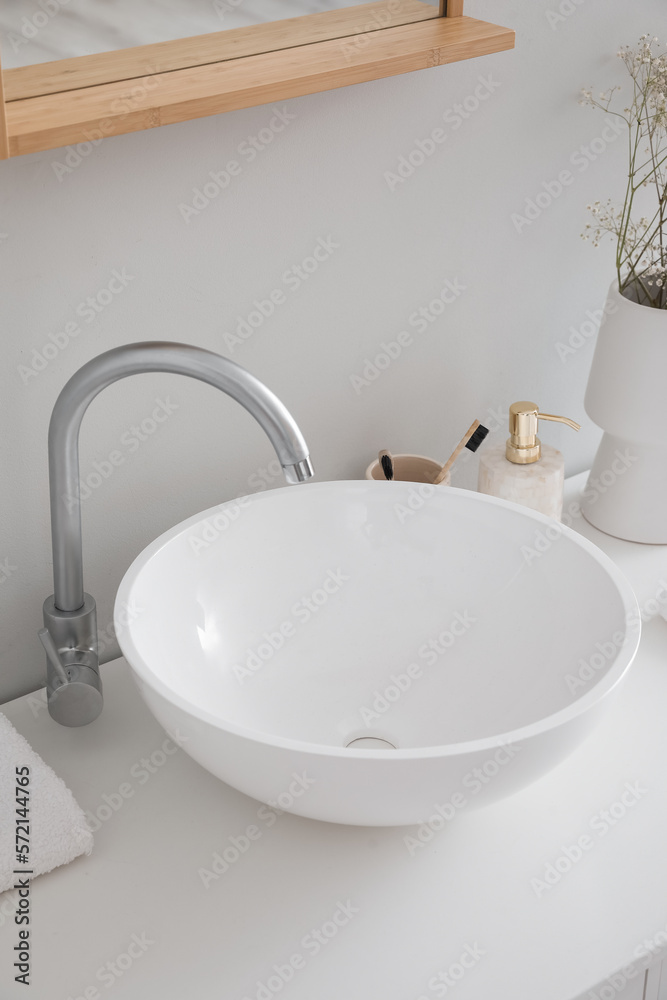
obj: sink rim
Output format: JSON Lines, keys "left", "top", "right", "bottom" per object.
{"left": 115, "top": 481, "right": 641, "bottom": 760}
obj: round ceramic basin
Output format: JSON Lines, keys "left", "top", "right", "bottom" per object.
{"left": 115, "top": 481, "right": 640, "bottom": 826}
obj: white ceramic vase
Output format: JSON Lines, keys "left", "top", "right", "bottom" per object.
{"left": 582, "top": 280, "right": 667, "bottom": 543}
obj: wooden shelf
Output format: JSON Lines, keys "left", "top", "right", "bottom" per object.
{"left": 3, "top": 0, "right": 440, "bottom": 101}
{"left": 0, "top": 14, "right": 514, "bottom": 158}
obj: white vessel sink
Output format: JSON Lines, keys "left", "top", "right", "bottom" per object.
{"left": 115, "top": 482, "right": 640, "bottom": 827}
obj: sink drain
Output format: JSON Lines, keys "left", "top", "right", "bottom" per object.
{"left": 346, "top": 737, "right": 397, "bottom": 750}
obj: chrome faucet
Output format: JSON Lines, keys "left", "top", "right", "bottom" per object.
{"left": 39, "top": 342, "right": 314, "bottom": 727}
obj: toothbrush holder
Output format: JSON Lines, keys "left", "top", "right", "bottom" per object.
{"left": 365, "top": 454, "right": 450, "bottom": 486}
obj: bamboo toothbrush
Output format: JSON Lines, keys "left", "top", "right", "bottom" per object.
{"left": 433, "top": 420, "right": 489, "bottom": 485}
{"left": 378, "top": 449, "right": 394, "bottom": 481}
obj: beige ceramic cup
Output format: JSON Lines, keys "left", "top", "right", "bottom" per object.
{"left": 365, "top": 453, "right": 450, "bottom": 486}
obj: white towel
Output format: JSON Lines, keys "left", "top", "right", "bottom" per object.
{"left": 0, "top": 713, "right": 93, "bottom": 892}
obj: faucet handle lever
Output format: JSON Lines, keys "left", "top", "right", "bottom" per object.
{"left": 40, "top": 595, "right": 103, "bottom": 726}
{"left": 38, "top": 627, "right": 69, "bottom": 685}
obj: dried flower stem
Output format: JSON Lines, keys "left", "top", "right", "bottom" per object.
{"left": 580, "top": 35, "right": 667, "bottom": 308}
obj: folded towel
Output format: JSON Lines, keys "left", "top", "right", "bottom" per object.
{"left": 0, "top": 713, "right": 93, "bottom": 892}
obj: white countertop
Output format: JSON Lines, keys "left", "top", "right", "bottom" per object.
{"left": 2, "top": 473, "right": 667, "bottom": 1000}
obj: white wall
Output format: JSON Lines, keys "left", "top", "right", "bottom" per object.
{"left": 0, "top": 0, "right": 655, "bottom": 702}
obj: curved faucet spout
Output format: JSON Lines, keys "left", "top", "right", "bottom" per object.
{"left": 42, "top": 342, "right": 314, "bottom": 726}
{"left": 49, "top": 342, "right": 313, "bottom": 612}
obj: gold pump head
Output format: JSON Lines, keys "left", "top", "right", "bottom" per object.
{"left": 506, "top": 401, "right": 580, "bottom": 465}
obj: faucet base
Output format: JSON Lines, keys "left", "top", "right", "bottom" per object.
{"left": 43, "top": 594, "right": 103, "bottom": 726}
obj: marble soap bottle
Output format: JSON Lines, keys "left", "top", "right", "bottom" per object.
{"left": 477, "top": 401, "right": 580, "bottom": 519}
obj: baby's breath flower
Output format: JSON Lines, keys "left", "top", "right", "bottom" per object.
{"left": 581, "top": 35, "right": 667, "bottom": 307}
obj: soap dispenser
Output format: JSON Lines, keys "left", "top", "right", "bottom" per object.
{"left": 477, "top": 402, "right": 580, "bottom": 519}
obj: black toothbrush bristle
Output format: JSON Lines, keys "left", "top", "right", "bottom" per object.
{"left": 465, "top": 425, "right": 489, "bottom": 453}
{"left": 380, "top": 453, "right": 394, "bottom": 480}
